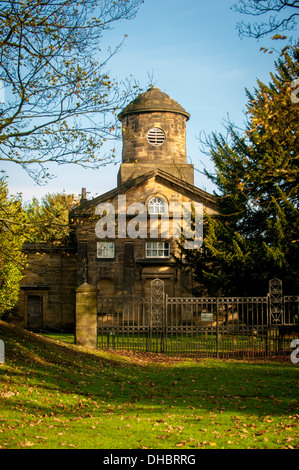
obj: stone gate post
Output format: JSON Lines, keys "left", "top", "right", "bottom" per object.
{"left": 75, "top": 283, "right": 97, "bottom": 348}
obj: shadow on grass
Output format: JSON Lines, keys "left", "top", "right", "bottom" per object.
{"left": 0, "top": 320, "right": 298, "bottom": 422}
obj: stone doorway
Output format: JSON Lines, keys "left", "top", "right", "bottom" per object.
{"left": 27, "top": 294, "right": 43, "bottom": 329}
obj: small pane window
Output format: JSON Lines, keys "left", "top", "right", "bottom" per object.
{"left": 97, "top": 242, "right": 115, "bottom": 259}
{"left": 146, "top": 242, "right": 170, "bottom": 258}
{"left": 148, "top": 197, "right": 166, "bottom": 215}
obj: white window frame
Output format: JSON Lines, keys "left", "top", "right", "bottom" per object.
{"left": 146, "top": 241, "right": 170, "bottom": 258}
{"left": 148, "top": 196, "right": 167, "bottom": 215}
{"left": 97, "top": 242, "right": 115, "bottom": 259}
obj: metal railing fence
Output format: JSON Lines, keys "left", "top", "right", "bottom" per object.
{"left": 97, "top": 279, "right": 299, "bottom": 358}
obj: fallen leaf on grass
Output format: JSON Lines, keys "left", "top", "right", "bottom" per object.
{"left": 21, "top": 440, "right": 34, "bottom": 447}
{"left": 176, "top": 441, "right": 186, "bottom": 447}
{"left": 263, "top": 416, "right": 273, "bottom": 423}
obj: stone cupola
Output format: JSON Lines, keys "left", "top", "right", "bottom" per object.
{"left": 117, "top": 86, "right": 194, "bottom": 186}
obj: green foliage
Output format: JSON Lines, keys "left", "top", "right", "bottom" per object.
{"left": 183, "top": 42, "right": 299, "bottom": 296}
{"left": 0, "top": 179, "right": 26, "bottom": 316}
{"left": 0, "top": 185, "right": 78, "bottom": 317}
{"left": 23, "top": 192, "right": 78, "bottom": 244}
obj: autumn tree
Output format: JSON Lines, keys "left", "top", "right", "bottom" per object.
{"left": 180, "top": 42, "right": 299, "bottom": 296}
{"left": 0, "top": 178, "right": 26, "bottom": 317}
{"left": 0, "top": 190, "right": 81, "bottom": 317}
{"left": 0, "top": 0, "right": 143, "bottom": 183}
{"left": 23, "top": 192, "right": 78, "bottom": 244}
{"left": 232, "top": 0, "right": 299, "bottom": 39}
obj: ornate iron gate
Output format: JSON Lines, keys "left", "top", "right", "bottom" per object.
{"left": 148, "top": 278, "right": 166, "bottom": 353}
{"left": 269, "top": 278, "right": 283, "bottom": 324}
{"left": 97, "top": 278, "right": 299, "bottom": 358}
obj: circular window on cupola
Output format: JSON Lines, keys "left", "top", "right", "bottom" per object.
{"left": 147, "top": 127, "right": 166, "bottom": 146}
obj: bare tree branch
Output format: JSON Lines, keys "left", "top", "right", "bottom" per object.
{"left": 232, "top": 0, "right": 299, "bottom": 38}
{"left": 0, "top": 0, "right": 144, "bottom": 183}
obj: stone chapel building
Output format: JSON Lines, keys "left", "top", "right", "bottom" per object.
{"left": 10, "top": 86, "right": 218, "bottom": 330}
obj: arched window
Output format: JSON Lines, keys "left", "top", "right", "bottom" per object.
{"left": 148, "top": 196, "right": 166, "bottom": 215}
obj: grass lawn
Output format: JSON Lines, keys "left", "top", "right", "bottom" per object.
{"left": 0, "top": 320, "right": 298, "bottom": 450}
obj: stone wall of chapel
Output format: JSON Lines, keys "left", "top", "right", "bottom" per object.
{"left": 10, "top": 249, "right": 76, "bottom": 329}
{"left": 121, "top": 112, "right": 187, "bottom": 165}
{"left": 117, "top": 162, "right": 194, "bottom": 186}
{"left": 75, "top": 178, "right": 217, "bottom": 298}
{"left": 122, "top": 179, "right": 218, "bottom": 216}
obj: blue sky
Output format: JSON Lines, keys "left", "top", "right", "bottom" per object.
{"left": 2, "top": 0, "right": 291, "bottom": 202}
